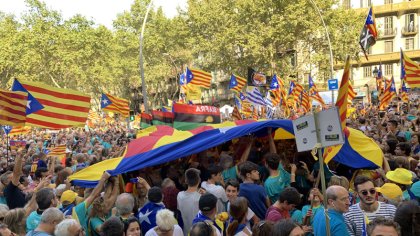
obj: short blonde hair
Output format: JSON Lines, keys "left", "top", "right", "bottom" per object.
{"left": 156, "top": 209, "right": 177, "bottom": 231}
{"left": 328, "top": 175, "right": 350, "bottom": 190}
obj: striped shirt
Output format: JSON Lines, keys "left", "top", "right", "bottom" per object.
{"left": 344, "top": 202, "right": 396, "bottom": 236}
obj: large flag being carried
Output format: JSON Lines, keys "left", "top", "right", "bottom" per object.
{"left": 401, "top": 49, "right": 420, "bottom": 88}
{"left": 0, "top": 89, "right": 28, "bottom": 126}
{"left": 308, "top": 75, "right": 325, "bottom": 106}
{"left": 101, "top": 93, "right": 129, "bottom": 118}
{"left": 186, "top": 67, "right": 212, "bottom": 89}
{"left": 359, "top": 7, "right": 378, "bottom": 60}
{"left": 380, "top": 77, "right": 396, "bottom": 110}
{"left": 301, "top": 90, "right": 311, "bottom": 113}
{"left": 12, "top": 79, "right": 90, "bottom": 129}
{"left": 336, "top": 56, "right": 351, "bottom": 133}
{"left": 152, "top": 110, "right": 174, "bottom": 126}
{"left": 229, "top": 74, "right": 247, "bottom": 93}
{"left": 348, "top": 83, "right": 357, "bottom": 103}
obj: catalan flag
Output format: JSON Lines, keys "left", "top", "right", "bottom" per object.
{"left": 308, "top": 75, "right": 325, "bottom": 106}
{"left": 401, "top": 49, "right": 420, "bottom": 88}
{"left": 301, "top": 90, "right": 311, "bottom": 113}
{"left": 376, "top": 63, "right": 384, "bottom": 94}
{"left": 12, "top": 79, "right": 90, "bottom": 129}
{"left": 359, "top": 7, "right": 377, "bottom": 60}
{"left": 379, "top": 77, "right": 396, "bottom": 110}
{"left": 348, "top": 83, "right": 357, "bottom": 103}
{"left": 186, "top": 67, "right": 212, "bottom": 89}
{"left": 336, "top": 56, "right": 351, "bottom": 133}
{"left": 232, "top": 106, "right": 242, "bottom": 121}
{"left": 8, "top": 126, "right": 31, "bottom": 136}
{"left": 229, "top": 74, "right": 246, "bottom": 93}
{"left": 0, "top": 89, "right": 28, "bottom": 126}
{"left": 269, "top": 74, "right": 287, "bottom": 107}
{"left": 400, "top": 80, "right": 409, "bottom": 103}
{"left": 47, "top": 144, "right": 67, "bottom": 165}
{"left": 101, "top": 93, "right": 129, "bottom": 118}
{"left": 287, "top": 81, "right": 303, "bottom": 109}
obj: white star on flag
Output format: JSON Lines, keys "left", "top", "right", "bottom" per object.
{"left": 102, "top": 99, "right": 109, "bottom": 105}
{"left": 273, "top": 82, "right": 278, "bottom": 87}
{"left": 138, "top": 209, "right": 152, "bottom": 224}
{"left": 27, "top": 100, "right": 32, "bottom": 109}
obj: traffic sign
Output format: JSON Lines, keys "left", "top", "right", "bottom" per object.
{"left": 328, "top": 79, "right": 338, "bottom": 90}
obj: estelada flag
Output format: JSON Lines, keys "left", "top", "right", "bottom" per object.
{"left": 359, "top": 7, "right": 378, "bottom": 60}
{"left": 336, "top": 55, "right": 351, "bottom": 134}
{"left": 101, "top": 93, "right": 129, "bottom": 118}
{"left": 229, "top": 74, "right": 247, "bottom": 93}
{"left": 47, "top": 144, "right": 67, "bottom": 166}
{"left": 0, "top": 89, "right": 28, "bottom": 126}
{"left": 173, "top": 103, "right": 221, "bottom": 130}
{"left": 186, "top": 67, "right": 212, "bottom": 89}
{"left": 12, "top": 79, "right": 90, "bottom": 129}
{"left": 152, "top": 110, "right": 174, "bottom": 126}
{"left": 232, "top": 106, "right": 242, "bottom": 121}
{"left": 140, "top": 113, "right": 153, "bottom": 129}
{"left": 401, "top": 49, "right": 420, "bottom": 88}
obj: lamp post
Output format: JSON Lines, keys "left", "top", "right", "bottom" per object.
{"left": 308, "top": 0, "right": 335, "bottom": 105}
{"left": 364, "top": 84, "right": 371, "bottom": 104}
{"left": 139, "top": 0, "right": 153, "bottom": 113}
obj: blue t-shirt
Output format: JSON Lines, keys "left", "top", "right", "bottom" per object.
{"left": 238, "top": 183, "right": 267, "bottom": 220}
{"left": 264, "top": 163, "right": 291, "bottom": 204}
{"left": 222, "top": 166, "right": 237, "bottom": 182}
{"left": 301, "top": 204, "right": 323, "bottom": 225}
{"left": 313, "top": 209, "right": 350, "bottom": 236}
{"left": 73, "top": 202, "right": 90, "bottom": 233}
{"left": 26, "top": 211, "right": 42, "bottom": 232}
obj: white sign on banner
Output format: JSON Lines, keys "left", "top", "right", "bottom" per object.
{"left": 292, "top": 115, "right": 318, "bottom": 152}
{"left": 315, "top": 107, "right": 344, "bottom": 147}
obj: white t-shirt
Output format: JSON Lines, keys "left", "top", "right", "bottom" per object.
{"left": 177, "top": 191, "right": 200, "bottom": 235}
{"left": 144, "top": 224, "right": 183, "bottom": 236}
{"left": 201, "top": 181, "right": 228, "bottom": 213}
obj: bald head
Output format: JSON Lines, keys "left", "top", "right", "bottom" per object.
{"left": 326, "top": 185, "right": 350, "bottom": 213}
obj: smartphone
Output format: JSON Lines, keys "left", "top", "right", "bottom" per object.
{"left": 130, "top": 178, "right": 139, "bottom": 183}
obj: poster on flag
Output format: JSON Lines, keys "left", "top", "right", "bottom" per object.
{"left": 315, "top": 107, "right": 344, "bottom": 147}
{"left": 173, "top": 103, "right": 221, "bottom": 130}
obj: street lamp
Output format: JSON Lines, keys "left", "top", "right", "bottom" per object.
{"left": 364, "top": 84, "right": 371, "bottom": 104}
{"left": 139, "top": 0, "right": 153, "bottom": 113}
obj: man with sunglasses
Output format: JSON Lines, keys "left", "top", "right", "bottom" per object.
{"left": 344, "top": 176, "right": 396, "bottom": 236}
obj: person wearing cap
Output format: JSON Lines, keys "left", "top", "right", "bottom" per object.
{"left": 376, "top": 183, "right": 403, "bottom": 206}
{"left": 344, "top": 176, "right": 396, "bottom": 236}
{"left": 192, "top": 193, "right": 222, "bottom": 236}
{"left": 386, "top": 168, "right": 415, "bottom": 200}
{"left": 59, "top": 190, "right": 78, "bottom": 216}
{"left": 201, "top": 165, "right": 228, "bottom": 213}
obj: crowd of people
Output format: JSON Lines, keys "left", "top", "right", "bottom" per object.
{"left": 0, "top": 98, "right": 419, "bottom": 236}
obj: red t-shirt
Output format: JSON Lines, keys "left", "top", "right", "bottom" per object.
{"left": 265, "top": 205, "right": 290, "bottom": 222}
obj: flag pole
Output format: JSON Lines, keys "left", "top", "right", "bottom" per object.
{"left": 6, "top": 134, "right": 9, "bottom": 167}
{"left": 139, "top": 0, "right": 153, "bottom": 113}
{"left": 308, "top": 0, "right": 335, "bottom": 105}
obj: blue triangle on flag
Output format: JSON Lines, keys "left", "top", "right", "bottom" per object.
{"left": 11, "top": 79, "right": 44, "bottom": 115}
{"left": 101, "top": 94, "right": 112, "bottom": 109}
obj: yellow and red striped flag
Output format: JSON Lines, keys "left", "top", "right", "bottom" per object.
{"left": 301, "top": 90, "right": 311, "bottom": 113}
{"left": 336, "top": 56, "right": 351, "bottom": 133}
{"left": 9, "top": 126, "right": 31, "bottom": 136}
{"left": 47, "top": 144, "right": 67, "bottom": 166}
{"left": 101, "top": 93, "right": 129, "bottom": 118}
{"left": 11, "top": 79, "right": 90, "bottom": 129}
{"left": 400, "top": 80, "right": 409, "bottom": 103}
{"left": 232, "top": 106, "right": 242, "bottom": 121}
{"left": 229, "top": 74, "right": 247, "bottom": 93}
{"left": 379, "top": 77, "right": 396, "bottom": 110}
{"left": 287, "top": 81, "right": 303, "bottom": 109}
{"left": 401, "top": 49, "right": 420, "bottom": 88}
{"left": 0, "top": 89, "right": 28, "bottom": 126}
{"left": 186, "top": 67, "right": 212, "bottom": 89}
{"left": 308, "top": 75, "right": 326, "bottom": 107}
{"left": 348, "top": 83, "right": 357, "bottom": 103}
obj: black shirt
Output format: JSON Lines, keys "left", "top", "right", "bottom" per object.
{"left": 4, "top": 182, "right": 26, "bottom": 209}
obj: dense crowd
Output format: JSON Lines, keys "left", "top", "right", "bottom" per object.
{"left": 0, "top": 98, "right": 419, "bottom": 236}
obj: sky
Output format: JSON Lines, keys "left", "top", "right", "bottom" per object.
{"left": 0, "top": 0, "right": 187, "bottom": 28}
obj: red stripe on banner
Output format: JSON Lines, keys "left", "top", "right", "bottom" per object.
{"left": 35, "top": 110, "right": 88, "bottom": 122}
{"left": 0, "top": 115, "right": 26, "bottom": 124}
{"left": 0, "top": 105, "right": 26, "bottom": 117}
{"left": 173, "top": 103, "right": 220, "bottom": 116}
{"left": 0, "top": 93, "right": 27, "bottom": 109}
{"left": 0, "top": 91, "right": 27, "bottom": 101}
{"left": 36, "top": 98, "right": 90, "bottom": 112}
{"left": 22, "top": 84, "right": 91, "bottom": 102}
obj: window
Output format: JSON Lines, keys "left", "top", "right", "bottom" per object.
{"left": 384, "top": 64, "right": 393, "bottom": 76}
{"left": 385, "top": 40, "right": 393, "bottom": 53}
{"left": 363, "top": 66, "right": 372, "bottom": 78}
{"left": 405, "top": 38, "right": 414, "bottom": 50}
{"left": 343, "top": 0, "right": 351, "bottom": 9}
{"left": 384, "top": 0, "right": 393, "bottom": 4}
{"left": 405, "top": 14, "right": 415, "bottom": 32}
{"left": 384, "top": 17, "right": 393, "bottom": 35}
{"left": 360, "top": 0, "right": 371, "bottom": 7}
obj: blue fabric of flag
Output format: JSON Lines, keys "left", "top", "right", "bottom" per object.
{"left": 11, "top": 79, "right": 44, "bottom": 115}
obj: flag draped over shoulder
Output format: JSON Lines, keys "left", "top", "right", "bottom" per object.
{"left": 186, "top": 67, "right": 212, "bottom": 89}
{"left": 173, "top": 103, "right": 221, "bottom": 130}
{"left": 12, "top": 79, "right": 90, "bottom": 129}
{"left": 336, "top": 56, "right": 351, "bottom": 133}
{"left": 401, "top": 49, "right": 420, "bottom": 88}
{"left": 380, "top": 77, "right": 396, "bottom": 110}
{"left": 0, "top": 89, "right": 28, "bottom": 126}
{"left": 101, "top": 93, "right": 129, "bottom": 118}
{"left": 308, "top": 75, "right": 325, "bottom": 106}
{"left": 152, "top": 110, "right": 174, "bottom": 126}
{"left": 229, "top": 74, "right": 246, "bottom": 93}
{"left": 359, "top": 7, "right": 377, "bottom": 60}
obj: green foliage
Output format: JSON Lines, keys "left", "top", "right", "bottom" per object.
{"left": 0, "top": 0, "right": 363, "bottom": 108}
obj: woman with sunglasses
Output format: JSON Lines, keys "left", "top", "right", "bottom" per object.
{"left": 344, "top": 176, "right": 396, "bottom": 236}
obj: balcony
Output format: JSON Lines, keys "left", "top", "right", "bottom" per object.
{"left": 402, "top": 25, "right": 418, "bottom": 36}
{"left": 356, "top": 1, "right": 420, "bottom": 16}
{"left": 378, "top": 27, "right": 397, "bottom": 39}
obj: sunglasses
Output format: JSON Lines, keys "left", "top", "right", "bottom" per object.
{"left": 359, "top": 189, "right": 376, "bottom": 196}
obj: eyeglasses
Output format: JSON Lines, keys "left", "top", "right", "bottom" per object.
{"left": 359, "top": 189, "right": 376, "bottom": 196}
{"left": 257, "top": 221, "right": 266, "bottom": 228}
